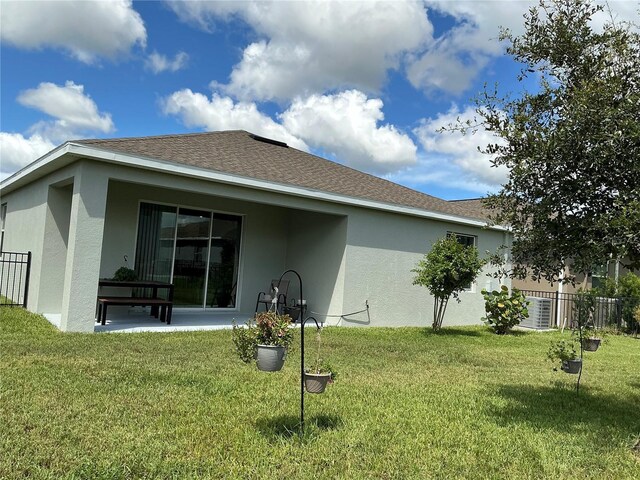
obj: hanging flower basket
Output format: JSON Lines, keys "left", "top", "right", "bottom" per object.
{"left": 561, "top": 358, "right": 582, "bottom": 374}
{"left": 581, "top": 337, "right": 601, "bottom": 352}
{"left": 256, "top": 344, "right": 287, "bottom": 372}
{"left": 304, "top": 372, "right": 332, "bottom": 393}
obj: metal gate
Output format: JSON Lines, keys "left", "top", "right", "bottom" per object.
{"left": 0, "top": 251, "right": 32, "bottom": 308}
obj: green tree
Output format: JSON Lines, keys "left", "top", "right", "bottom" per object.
{"left": 412, "top": 236, "right": 484, "bottom": 331}
{"left": 455, "top": 0, "right": 640, "bottom": 283}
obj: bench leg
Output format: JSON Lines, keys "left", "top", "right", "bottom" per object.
{"left": 101, "top": 303, "right": 107, "bottom": 325}
{"left": 160, "top": 305, "right": 166, "bottom": 323}
{"left": 166, "top": 305, "right": 172, "bottom": 325}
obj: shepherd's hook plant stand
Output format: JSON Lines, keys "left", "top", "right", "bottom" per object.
{"left": 274, "top": 270, "right": 322, "bottom": 435}
{"left": 576, "top": 324, "right": 584, "bottom": 394}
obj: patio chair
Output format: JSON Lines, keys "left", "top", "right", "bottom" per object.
{"left": 255, "top": 279, "right": 290, "bottom": 314}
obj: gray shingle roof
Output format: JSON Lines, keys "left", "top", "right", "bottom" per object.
{"left": 448, "top": 198, "right": 491, "bottom": 221}
{"left": 75, "top": 130, "right": 485, "bottom": 221}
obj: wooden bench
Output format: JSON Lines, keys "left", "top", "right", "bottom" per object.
{"left": 97, "top": 296, "right": 173, "bottom": 325}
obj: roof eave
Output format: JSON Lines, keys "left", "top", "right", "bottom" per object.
{"left": 0, "top": 142, "right": 508, "bottom": 231}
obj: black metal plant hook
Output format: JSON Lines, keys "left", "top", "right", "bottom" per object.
{"left": 274, "top": 269, "right": 321, "bottom": 434}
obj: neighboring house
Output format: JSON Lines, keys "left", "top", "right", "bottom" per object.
{"left": 450, "top": 198, "right": 637, "bottom": 294}
{"left": 0, "top": 131, "right": 509, "bottom": 332}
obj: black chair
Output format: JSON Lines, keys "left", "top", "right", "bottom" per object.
{"left": 255, "top": 279, "right": 290, "bottom": 313}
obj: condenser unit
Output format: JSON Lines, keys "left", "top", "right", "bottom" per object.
{"left": 522, "top": 296, "right": 553, "bottom": 329}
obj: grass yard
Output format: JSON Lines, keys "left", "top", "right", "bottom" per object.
{"left": 1, "top": 308, "right": 639, "bottom": 479}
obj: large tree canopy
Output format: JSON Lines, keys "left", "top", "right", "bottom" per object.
{"left": 466, "top": 0, "right": 640, "bottom": 283}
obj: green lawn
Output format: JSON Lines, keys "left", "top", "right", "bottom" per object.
{"left": 1, "top": 308, "right": 639, "bottom": 479}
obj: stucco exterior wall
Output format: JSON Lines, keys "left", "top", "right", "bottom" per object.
{"left": 284, "top": 210, "right": 347, "bottom": 322}
{"left": 1, "top": 163, "right": 80, "bottom": 311}
{"left": 340, "top": 208, "right": 509, "bottom": 328}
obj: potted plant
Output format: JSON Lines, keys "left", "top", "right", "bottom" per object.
{"left": 547, "top": 339, "right": 582, "bottom": 374}
{"left": 573, "top": 289, "right": 601, "bottom": 351}
{"left": 232, "top": 311, "right": 294, "bottom": 372}
{"left": 112, "top": 266, "right": 138, "bottom": 281}
{"left": 304, "top": 327, "right": 337, "bottom": 394}
{"left": 581, "top": 325, "right": 603, "bottom": 352}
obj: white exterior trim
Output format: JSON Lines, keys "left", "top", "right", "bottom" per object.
{"left": 0, "top": 142, "right": 508, "bottom": 231}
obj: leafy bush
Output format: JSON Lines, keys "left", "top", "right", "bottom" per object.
{"left": 481, "top": 285, "right": 529, "bottom": 334}
{"left": 112, "top": 266, "right": 138, "bottom": 281}
{"left": 231, "top": 322, "right": 258, "bottom": 363}
{"left": 232, "top": 311, "right": 294, "bottom": 364}
{"left": 412, "top": 236, "right": 484, "bottom": 331}
{"left": 618, "top": 273, "right": 640, "bottom": 331}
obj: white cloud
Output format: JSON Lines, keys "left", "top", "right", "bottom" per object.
{"left": 408, "top": 0, "right": 639, "bottom": 96}
{"left": 407, "top": 1, "right": 534, "bottom": 95}
{"left": 0, "top": 0, "right": 146, "bottom": 63}
{"left": 281, "top": 90, "right": 417, "bottom": 173}
{"left": 162, "top": 87, "right": 416, "bottom": 173}
{"left": 18, "top": 81, "right": 114, "bottom": 143}
{"left": 1, "top": 81, "right": 114, "bottom": 178}
{"left": 145, "top": 51, "right": 189, "bottom": 74}
{"left": 169, "top": 0, "right": 431, "bottom": 101}
{"left": 0, "top": 133, "right": 55, "bottom": 175}
{"left": 161, "top": 89, "right": 308, "bottom": 150}
{"left": 413, "top": 105, "right": 509, "bottom": 189}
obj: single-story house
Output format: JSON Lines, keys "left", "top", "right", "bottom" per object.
{"left": 0, "top": 130, "right": 510, "bottom": 332}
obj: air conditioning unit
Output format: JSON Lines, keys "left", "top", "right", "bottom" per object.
{"left": 522, "top": 296, "right": 553, "bottom": 329}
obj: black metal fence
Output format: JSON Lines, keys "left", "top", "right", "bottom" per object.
{"left": 520, "top": 289, "right": 638, "bottom": 330}
{"left": 0, "top": 251, "right": 32, "bottom": 308}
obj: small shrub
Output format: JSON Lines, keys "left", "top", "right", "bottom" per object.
{"left": 231, "top": 322, "right": 258, "bottom": 363}
{"left": 412, "top": 236, "right": 484, "bottom": 331}
{"left": 481, "top": 285, "right": 529, "bottom": 334}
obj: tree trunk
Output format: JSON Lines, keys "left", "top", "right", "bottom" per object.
{"left": 433, "top": 295, "right": 450, "bottom": 331}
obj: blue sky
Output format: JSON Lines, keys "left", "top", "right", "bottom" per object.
{"left": 1, "top": 1, "right": 636, "bottom": 199}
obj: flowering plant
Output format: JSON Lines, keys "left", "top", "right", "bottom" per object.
{"left": 232, "top": 311, "right": 294, "bottom": 363}
{"left": 254, "top": 311, "right": 294, "bottom": 348}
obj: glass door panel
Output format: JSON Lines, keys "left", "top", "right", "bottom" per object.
{"left": 172, "top": 208, "right": 211, "bottom": 307}
{"left": 135, "top": 203, "right": 177, "bottom": 285}
{"left": 206, "top": 214, "right": 242, "bottom": 308}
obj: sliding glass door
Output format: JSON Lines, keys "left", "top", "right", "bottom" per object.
{"left": 173, "top": 208, "right": 211, "bottom": 307}
{"left": 134, "top": 202, "right": 242, "bottom": 309}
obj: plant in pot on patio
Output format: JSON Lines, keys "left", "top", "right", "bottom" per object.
{"left": 232, "top": 310, "right": 294, "bottom": 372}
{"left": 547, "top": 339, "right": 582, "bottom": 374}
{"left": 304, "top": 327, "right": 337, "bottom": 394}
{"left": 112, "top": 266, "right": 138, "bottom": 281}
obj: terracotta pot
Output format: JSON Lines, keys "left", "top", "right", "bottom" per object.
{"left": 256, "top": 345, "right": 286, "bottom": 372}
{"left": 304, "top": 372, "right": 332, "bottom": 393}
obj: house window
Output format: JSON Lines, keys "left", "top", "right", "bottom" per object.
{"left": 134, "top": 202, "right": 242, "bottom": 309}
{"left": 447, "top": 231, "right": 478, "bottom": 291}
{"left": 591, "top": 263, "right": 608, "bottom": 290}
{"left": 0, "top": 203, "right": 7, "bottom": 254}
